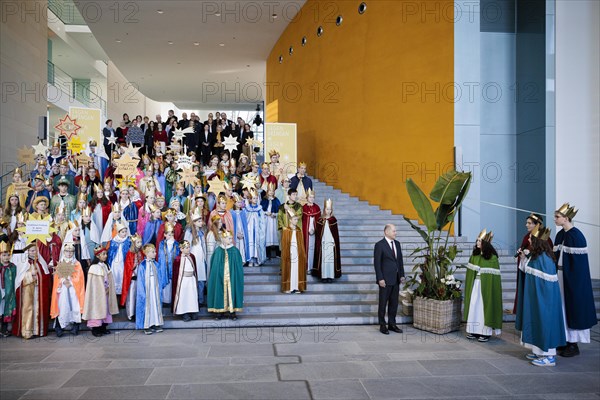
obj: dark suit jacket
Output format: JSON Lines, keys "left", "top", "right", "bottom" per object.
{"left": 373, "top": 238, "right": 404, "bottom": 285}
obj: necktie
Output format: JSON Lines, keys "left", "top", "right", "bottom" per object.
{"left": 391, "top": 241, "right": 396, "bottom": 258}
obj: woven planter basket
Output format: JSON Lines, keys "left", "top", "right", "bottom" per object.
{"left": 412, "top": 296, "right": 462, "bottom": 334}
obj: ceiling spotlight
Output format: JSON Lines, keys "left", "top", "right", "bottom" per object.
{"left": 215, "top": 12, "right": 221, "bottom": 16}
{"left": 194, "top": 42, "right": 200, "bottom": 46}
{"left": 156, "top": 10, "right": 164, "bottom": 14}
{"left": 359, "top": 2, "right": 367, "bottom": 14}
{"left": 272, "top": 14, "right": 278, "bottom": 18}
{"left": 317, "top": 26, "right": 323, "bottom": 36}
{"left": 115, "top": 39, "right": 121, "bottom": 43}
{"left": 279, "top": 55, "right": 283, "bottom": 64}
{"left": 168, "top": 41, "right": 174, "bottom": 45}
{"left": 301, "top": 36, "right": 307, "bottom": 46}
{"left": 336, "top": 16, "right": 343, "bottom": 26}
{"left": 219, "top": 43, "right": 225, "bottom": 47}
{"left": 289, "top": 46, "right": 293, "bottom": 55}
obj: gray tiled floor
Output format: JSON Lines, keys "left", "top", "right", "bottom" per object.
{"left": 0, "top": 324, "right": 598, "bottom": 400}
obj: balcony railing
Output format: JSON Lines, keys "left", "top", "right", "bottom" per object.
{"left": 48, "top": 0, "right": 87, "bottom": 25}
{"left": 47, "top": 60, "right": 107, "bottom": 117}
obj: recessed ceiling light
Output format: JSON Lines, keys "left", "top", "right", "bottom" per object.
{"left": 272, "top": 14, "right": 278, "bottom": 18}
{"left": 219, "top": 43, "right": 225, "bottom": 47}
{"left": 168, "top": 41, "right": 173, "bottom": 45}
{"left": 215, "top": 12, "right": 221, "bottom": 16}
{"left": 194, "top": 42, "right": 200, "bottom": 46}
{"left": 157, "top": 10, "right": 164, "bottom": 14}
{"left": 115, "top": 39, "right": 121, "bottom": 43}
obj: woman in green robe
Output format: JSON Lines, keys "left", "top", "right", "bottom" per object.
{"left": 463, "top": 229, "right": 503, "bottom": 342}
{"left": 207, "top": 230, "right": 244, "bottom": 320}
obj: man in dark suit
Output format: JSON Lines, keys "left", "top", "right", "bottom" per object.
{"left": 200, "top": 123, "right": 215, "bottom": 165}
{"left": 374, "top": 224, "right": 405, "bottom": 334}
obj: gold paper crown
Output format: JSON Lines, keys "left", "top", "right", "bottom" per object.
{"left": 82, "top": 206, "right": 91, "bottom": 218}
{"left": 52, "top": 140, "right": 60, "bottom": 148}
{"left": 210, "top": 214, "right": 222, "bottom": 224}
{"left": 63, "top": 242, "right": 75, "bottom": 251}
{"left": 306, "top": 188, "right": 315, "bottom": 198}
{"left": 180, "top": 240, "right": 191, "bottom": 249}
{"left": 149, "top": 204, "right": 161, "bottom": 213}
{"left": 16, "top": 211, "right": 28, "bottom": 224}
{"left": 268, "top": 149, "right": 279, "bottom": 157}
{"left": 556, "top": 202, "right": 578, "bottom": 220}
{"left": 147, "top": 164, "right": 154, "bottom": 172}
{"left": 221, "top": 230, "right": 233, "bottom": 239}
{"left": 477, "top": 229, "right": 494, "bottom": 243}
{"left": 44, "top": 178, "right": 53, "bottom": 186}
{"left": 59, "top": 158, "right": 68, "bottom": 166}
{"left": 14, "top": 167, "right": 22, "bottom": 176}
{"left": 324, "top": 198, "right": 333, "bottom": 209}
{"left": 89, "top": 140, "right": 97, "bottom": 147}
{"left": 217, "top": 194, "right": 228, "bottom": 203}
{"left": 175, "top": 181, "right": 185, "bottom": 190}
{"left": 0, "top": 241, "right": 13, "bottom": 254}
{"left": 115, "top": 222, "right": 128, "bottom": 233}
{"left": 131, "top": 233, "right": 142, "bottom": 243}
{"left": 78, "top": 192, "right": 87, "bottom": 202}
{"left": 105, "top": 176, "right": 112, "bottom": 185}
{"left": 38, "top": 159, "right": 47, "bottom": 166}
{"left": 191, "top": 208, "right": 203, "bottom": 221}
{"left": 531, "top": 225, "right": 552, "bottom": 241}
{"left": 68, "top": 220, "right": 79, "bottom": 230}
{"left": 112, "top": 203, "right": 121, "bottom": 213}
{"left": 112, "top": 151, "right": 120, "bottom": 159}
{"left": 261, "top": 162, "right": 269, "bottom": 170}
{"left": 527, "top": 213, "right": 543, "bottom": 224}
{"left": 232, "top": 193, "right": 242, "bottom": 203}
{"left": 164, "top": 208, "right": 177, "bottom": 217}
{"left": 164, "top": 222, "right": 175, "bottom": 234}
{"left": 33, "top": 196, "right": 48, "bottom": 208}
{"left": 298, "top": 161, "right": 307, "bottom": 168}
{"left": 34, "top": 174, "right": 45, "bottom": 181}
{"left": 267, "top": 182, "right": 276, "bottom": 192}
{"left": 249, "top": 188, "right": 258, "bottom": 198}
{"left": 93, "top": 183, "right": 103, "bottom": 193}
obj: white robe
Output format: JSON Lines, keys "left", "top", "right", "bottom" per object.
{"left": 174, "top": 256, "right": 199, "bottom": 315}
{"left": 321, "top": 220, "right": 335, "bottom": 279}
{"left": 290, "top": 231, "right": 299, "bottom": 292}
{"left": 144, "top": 261, "right": 163, "bottom": 329}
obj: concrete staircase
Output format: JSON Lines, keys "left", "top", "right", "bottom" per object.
{"left": 107, "top": 178, "right": 600, "bottom": 330}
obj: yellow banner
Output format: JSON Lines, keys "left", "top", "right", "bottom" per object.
{"left": 264, "top": 123, "right": 297, "bottom": 177}
{"left": 69, "top": 107, "right": 102, "bottom": 148}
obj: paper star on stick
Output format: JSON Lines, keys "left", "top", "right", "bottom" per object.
{"left": 55, "top": 114, "right": 81, "bottom": 139}
{"left": 222, "top": 135, "right": 239, "bottom": 154}
{"left": 240, "top": 174, "right": 260, "bottom": 191}
{"left": 178, "top": 168, "right": 199, "bottom": 187}
{"left": 55, "top": 261, "right": 76, "bottom": 279}
{"left": 116, "top": 175, "right": 137, "bottom": 188}
{"left": 171, "top": 127, "right": 194, "bottom": 143}
{"left": 106, "top": 133, "right": 117, "bottom": 146}
{"left": 207, "top": 176, "right": 227, "bottom": 196}
{"left": 32, "top": 141, "right": 48, "bottom": 156}
{"left": 18, "top": 146, "right": 36, "bottom": 166}
{"left": 175, "top": 154, "right": 194, "bottom": 170}
{"left": 67, "top": 136, "right": 84, "bottom": 154}
{"left": 123, "top": 143, "right": 141, "bottom": 159}
{"left": 114, "top": 151, "right": 139, "bottom": 178}
{"left": 75, "top": 152, "right": 92, "bottom": 167}
{"left": 17, "top": 215, "right": 56, "bottom": 244}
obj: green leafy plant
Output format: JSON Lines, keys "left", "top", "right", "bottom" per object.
{"left": 403, "top": 170, "right": 472, "bottom": 300}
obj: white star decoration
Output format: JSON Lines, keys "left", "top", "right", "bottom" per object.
{"left": 222, "top": 135, "right": 239, "bottom": 154}
{"left": 171, "top": 127, "right": 194, "bottom": 143}
{"left": 106, "top": 133, "right": 117, "bottom": 146}
{"left": 32, "top": 141, "right": 47, "bottom": 156}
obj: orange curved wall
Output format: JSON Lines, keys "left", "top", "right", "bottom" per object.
{"left": 266, "top": 0, "right": 454, "bottom": 219}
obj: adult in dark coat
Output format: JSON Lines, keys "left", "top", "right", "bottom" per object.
{"left": 373, "top": 224, "right": 404, "bottom": 335}
{"left": 199, "top": 123, "right": 215, "bottom": 165}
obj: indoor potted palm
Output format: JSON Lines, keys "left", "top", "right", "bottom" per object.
{"left": 403, "top": 169, "right": 472, "bottom": 334}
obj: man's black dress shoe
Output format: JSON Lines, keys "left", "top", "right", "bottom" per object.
{"left": 380, "top": 325, "right": 389, "bottom": 335}
{"left": 388, "top": 325, "right": 403, "bottom": 333}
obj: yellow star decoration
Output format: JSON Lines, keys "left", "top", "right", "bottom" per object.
{"left": 241, "top": 174, "right": 260, "bottom": 191}
{"left": 17, "top": 214, "right": 56, "bottom": 244}
{"left": 67, "top": 135, "right": 84, "bottom": 153}
{"left": 178, "top": 168, "right": 199, "bottom": 188}
{"left": 55, "top": 114, "right": 81, "bottom": 139}
{"left": 222, "top": 135, "right": 239, "bottom": 154}
{"left": 55, "top": 261, "right": 76, "bottom": 279}
{"left": 32, "top": 141, "right": 48, "bottom": 156}
{"left": 114, "top": 151, "right": 139, "bottom": 179}
{"left": 207, "top": 176, "right": 227, "bottom": 196}
{"left": 18, "top": 146, "right": 36, "bottom": 167}
{"left": 12, "top": 182, "right": 31, "bottom": 195}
